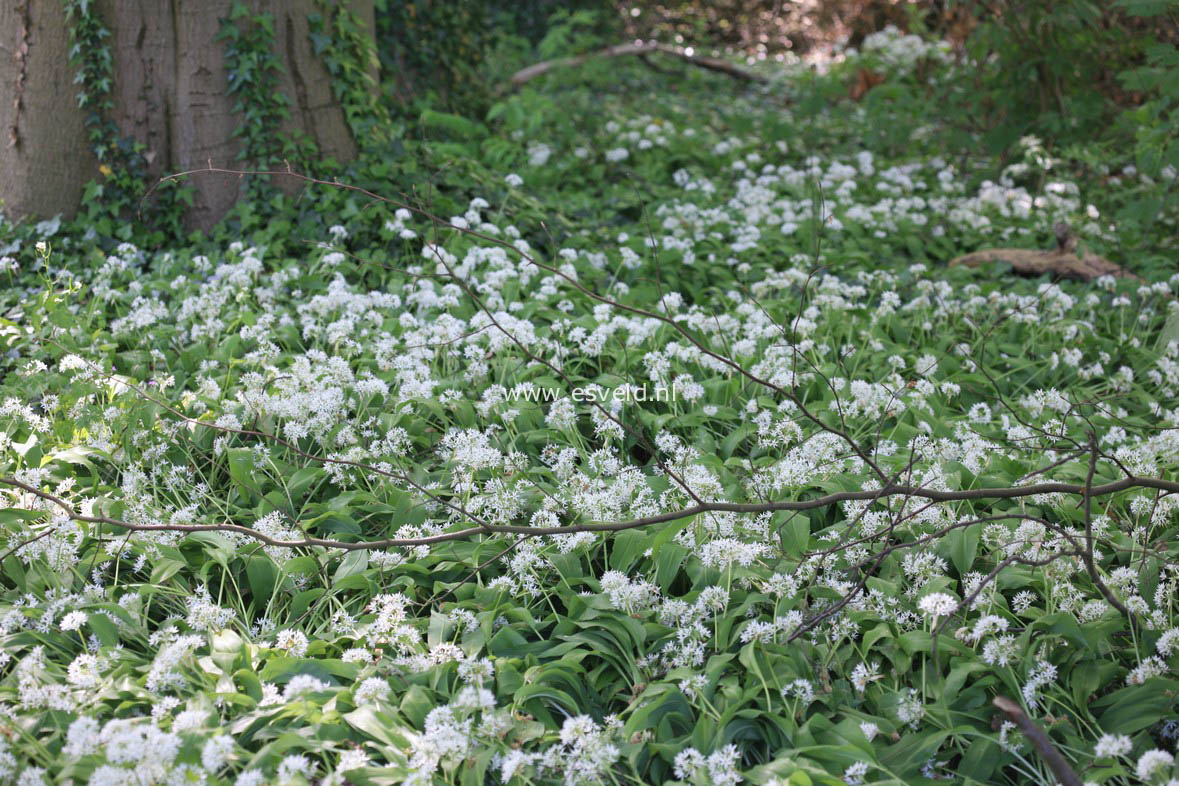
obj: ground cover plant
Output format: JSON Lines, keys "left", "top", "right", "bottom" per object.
{"left": 1, "top": 19, "right": 1179, "bottom": 786}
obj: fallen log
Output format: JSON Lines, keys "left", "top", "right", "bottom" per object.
{"left": 949, "top": 222, "right": 1140, "bottom": 282}
{"left": 508, "top": 42, "right": 768, "bottom": 89}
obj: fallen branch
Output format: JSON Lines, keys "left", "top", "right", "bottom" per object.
{"left": 5, "top": 473, "right": 1179, "bottom": 551}
{"left": 992, "top": 696, "right": 1083, "bottom": 786}
{"left": 949, "top": 222, "right": 1140, "bottom": 282}
{"left": 508, "top": 42, "right": 768, "bottom": 89}
{"left": 949, "top": 246, "right": 1138, "bottom": 282}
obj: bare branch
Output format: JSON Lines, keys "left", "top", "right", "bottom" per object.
{"left": 507, "top": 42, "right": 768, "bottom": 89}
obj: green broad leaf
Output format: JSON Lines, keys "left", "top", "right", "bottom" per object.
{"left": 946, "top": 523, "right": 979, "bottom": 575}
{"left": 234, "top": 669, "right": 263, "bottom": 701}
{"left": 780, "top": 512, "right": 810, "bottom": 557}
{"left": 1032, "top": 612, "right": 1089, "bottom": 649}
{"left": 720, "top": 424, "right": 754, "bottom": 458}
{"left": 955, "top": 737, "right": 1000, "bottom": 782}
{"left": 653, "top": 542, "right": 688, "bottom": 591}
{"left": 647, "top": 516, "right": 694, "bottom": 558}
{"left": 622, "top": 686, "right": 692, "bottom": 737}
{"left": 86, "top": 611, "right": 121, "bottom": 647}
{"left": 289, "top": 588, "right": 325, "bottom": 620}
{"left": 0, "top": 556, "right": 25, "bottom": 592}
{"left": 897, "top": 630, "right": 932, "bottom": 656}
{"left": 246, "top": 556, "right": 278, "bottom": 604}
{"left": 1156, "top": 308, "right": 1179, "bottom": 352}
{"left": 487, "top": 625, "right": 545, "bottom": 658}
{"left": 333, "top": 550, "right": 368, "bottom": 584}
{"left": 496, "top": 660, "right": 525, "bottom": 696}
{"left": 187, "top": 531, "right": 239, "bottom": 568}
{"left": 286, "top": 466, "right": 324, "bottom": 502}
{"left": 514, "top": 682, "right": 580, "bottom": 716}
{"left": 428, "top": 611, "right": 455, "bottom": 647}
{"left": 1094, "top": 678, "right": 1179, "bottom": 733}
{"left": 10, "top": 432, "right": 38, "bottom": 458}
{"left": 787, "top": 743, "right": 868, "bottom": 770}
{"left": 547, "top": 552, "right": 583, "bottom": 584}
{"left": 460, "top": 749, "right": 495, "bottom": 786}
{"left": 399, "top": 684, "right": 433, "bottom": 728}
{"left": 227, "top": 447, "right": 261, "bottom": 500}
{"left": 0, "top": 509, "right": 46, "bottom": 525}
{"left": 608, "top": 528, "right": 647, "bottom": 572}
{"left": 1070, "top": 659, "right": 1120, "bottom": 710}
{"left": 942, "top": 660, "right": 989, "bottom": 704}
{"left": 259, "top": 656, "right": 356, "bottom": 684}
{"left": 47, "top": 445, "right": 101, "bottom": 472}
{"left": 343, "top": 706, "right": 407, "bottom": 748}
{"left": 879, "top": 729, "right": 952, "bottom": 776}
{"left": 150, "top": 558, "right": 185, "bottom": 585}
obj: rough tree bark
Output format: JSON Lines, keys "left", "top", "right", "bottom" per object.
{"left": 1, "top": 0, "right": 375, "bottom": 231}
{"left": 0, "top": 1, "right": 93, "bottom": 223}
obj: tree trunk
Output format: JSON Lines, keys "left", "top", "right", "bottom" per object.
{"left": 0, "top": 0, "right": 94, "bottom": 222}
{"left": 1, "top": 0, "right": 374, "bottom": 232}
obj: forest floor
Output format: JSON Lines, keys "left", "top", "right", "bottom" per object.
{"left": 1, "top": 29, "right": 1178, "bottom": 786}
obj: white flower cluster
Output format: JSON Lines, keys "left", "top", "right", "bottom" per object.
{"left": 674, "top": 744, "right": 743, "bottom": 786}
{"left": 852, "top": 25, "right": 953, "bottom": 71}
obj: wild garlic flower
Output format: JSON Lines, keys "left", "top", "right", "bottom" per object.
{"left": 1136, "top": 750, "right": 1175, "bottom": 782}
{"left": 1094, "top": 734, "right": 1133, "bottom": 758}
{"left": 917, "top": 592, "right": 958, "bottom": 619}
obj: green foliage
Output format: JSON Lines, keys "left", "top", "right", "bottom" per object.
{"left": 310, "top": 0, "right": 391, "bottom": 149}
{"left": 4, "top": 40, "right": 1179, "bottom": 784}
{"left": 372, "top": 0, "right": 615, "bottom": 117}
{"left": 218, "top": 1, "right": 317, "bottom": 180}
{"left": 1110, "top": 0, "right": 1179, "bottom": 241}
{"left": 954, "top": 1, "right": 1131, "bottom": 147}
{"left": 938, "top": 0, "right": 1179, "bottom": 178}
{"left": 373, "top": 0, "right": 502, "bottom": 114}
{"left": 535, "top": 8, "right": 611, "bottom": 59}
